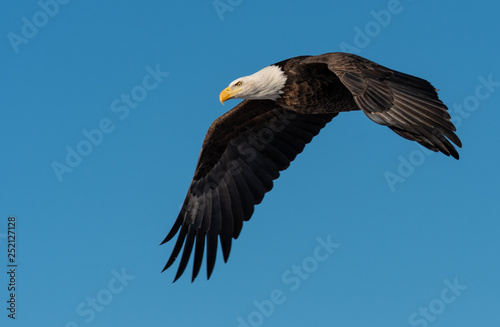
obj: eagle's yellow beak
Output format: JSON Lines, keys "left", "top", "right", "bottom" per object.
{"left": 219, "top": 87, "right": 239, "bottom": 105}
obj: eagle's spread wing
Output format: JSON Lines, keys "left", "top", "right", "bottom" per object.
{"left": 162, "top": 99, "right": 336, "bottom": 281}
{"left": 304, "top": 53, "right": 461, "bottom": 158}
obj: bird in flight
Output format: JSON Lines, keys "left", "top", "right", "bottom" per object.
{"left": 161, "top": 52, "right": 461, "bottom": 282}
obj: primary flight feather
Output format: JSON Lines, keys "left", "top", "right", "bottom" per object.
{"left": 161, "top": 52, "right": 461, "bottom": 282}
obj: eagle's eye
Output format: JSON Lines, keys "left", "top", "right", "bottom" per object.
{"left": 234, "top": 81, "right": 243, "bottom": 87}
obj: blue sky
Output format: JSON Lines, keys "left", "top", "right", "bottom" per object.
{"left": 1, "top": 1, "right": 499, "bottom": 326}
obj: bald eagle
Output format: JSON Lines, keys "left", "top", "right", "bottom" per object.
{"left": 161, "top": 52, "right": 461, "bottom": 282}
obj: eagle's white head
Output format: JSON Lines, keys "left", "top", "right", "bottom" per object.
{"left": 219, "top": 65, "right": 288, "bottom": 104}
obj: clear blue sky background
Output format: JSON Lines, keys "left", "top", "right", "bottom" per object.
{"left": 1, "top": 1, "right": 499, "bottom": 326}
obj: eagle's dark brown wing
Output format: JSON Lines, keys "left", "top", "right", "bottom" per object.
{"left": 162, "top": 99, "right": 336, "bottom": 282}
{"left": 303, "top": 53, "right": 462, "bottom": 158}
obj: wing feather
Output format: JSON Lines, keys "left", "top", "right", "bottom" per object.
{"left": 162, "top": 100, "right": 335, "bottom": 281}
{"left": 304, "top": 52, "right": 461, "bottom": 158}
